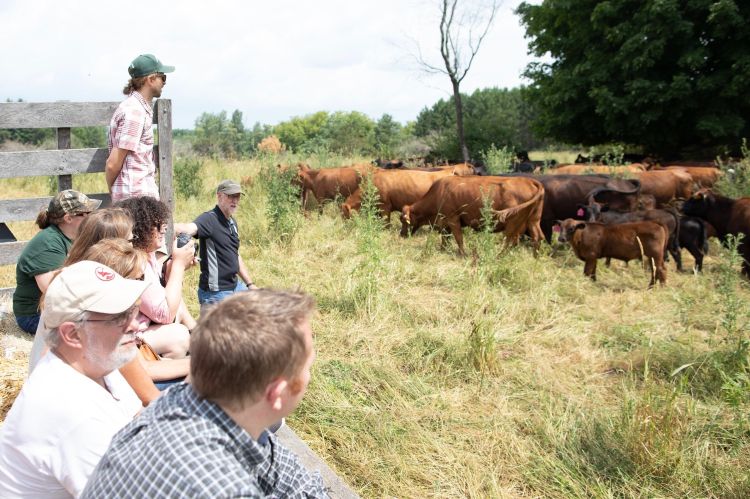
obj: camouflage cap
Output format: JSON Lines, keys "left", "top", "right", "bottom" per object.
{"left": 48, "top": 190, "right": 101, "bottom": 219}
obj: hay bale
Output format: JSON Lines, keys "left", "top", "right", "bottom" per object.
{"left": 0, "top": 354, "right": 26, "bottom": 422}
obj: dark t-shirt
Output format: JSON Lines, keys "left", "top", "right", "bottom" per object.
{"left": 194, "top": 206, "right": 240, "bottom": 292}
{"left": 13, "top": 225, "right": 72, "bottom": 317}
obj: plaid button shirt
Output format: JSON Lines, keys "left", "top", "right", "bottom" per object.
{"left": 81, "top": 383, "right": 330, "bottom": 498}
{"left": 108, "top": 91, "right": 160, "bottom": 202}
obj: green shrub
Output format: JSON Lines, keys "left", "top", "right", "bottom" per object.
{"left": 174, "top": 157, "right": 204, "bottom": 199}
{"left": 258, "top": 163, "right": 302, "bottom": 244}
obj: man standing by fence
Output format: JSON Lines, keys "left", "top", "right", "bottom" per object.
{"left": 105, "top": 54, "right": 174, "bottom": 203}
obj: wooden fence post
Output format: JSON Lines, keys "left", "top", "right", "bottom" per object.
{"left": 56, "top": 127, "right": 72, "bottom": 191}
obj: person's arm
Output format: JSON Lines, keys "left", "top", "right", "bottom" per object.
{"left": 173, "top": 222, "right": 198, "bottom": 236}
{"left": 139, "top": 356, "right": 190, "bottom": 382}
{"left": 161, "top": 240, "right": 195, "bottom": 321}
{"left": 104, "top": 147, "right": 129, "bottom": 190}
{"left": 237, "top": 256, "right": 257, "bottom": 289}
{"left": 119, "top": 357, "right": 160, "bottom": 406}
{"left": 34, "top": 270, "right": 57, "bottom": 293}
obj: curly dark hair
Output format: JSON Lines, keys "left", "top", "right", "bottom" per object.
{"left": 115, "top": 196, "right": 170, "bottom": 251}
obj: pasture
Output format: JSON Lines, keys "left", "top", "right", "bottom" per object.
{"left": 1, "top": 153, "right": 749, "bottom": 497}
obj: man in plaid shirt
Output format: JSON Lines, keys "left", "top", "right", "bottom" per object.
{"left": 106, "top": 54, "right": 174, "bottom": 203}
{"left": 82, "top": 290, "right": 330, "bottom": 498}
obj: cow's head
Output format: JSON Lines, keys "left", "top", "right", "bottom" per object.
{"left": 341, "top": 203, "right": 353, "bottom": 220}
{"left": 555, "top": 218, "right": 586, "bottom": 243}
{"left": 452, "top": 163, "right": 475, "bottom": 176}
{"left": 681, "top": 189, "right": 715, "bottom": 217}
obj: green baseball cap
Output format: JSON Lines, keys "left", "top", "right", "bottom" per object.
{"left": 48, "top": 190, "right": 101, "bottom": 219}
{"left": 128, "top": 54, "right": 175, "bottom": 78}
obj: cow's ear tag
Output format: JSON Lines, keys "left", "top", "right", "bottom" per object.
{"left": 553, "top": 225, "right": 561, "bottom": 233}
{"left": 576, "top": 208, "right": 584, "bottom": 217}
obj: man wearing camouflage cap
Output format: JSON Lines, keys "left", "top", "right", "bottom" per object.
{"left": 0, "top": 261, "right": 147, "bottom": 497}
{"left": 105, "top": 53, "right": 175, "bottom": 202}
{"left": 174, "top": 179, "right": 257, "bottom": 311}
{"left": 13, "top": 189, "right": 101, "bottom": 333}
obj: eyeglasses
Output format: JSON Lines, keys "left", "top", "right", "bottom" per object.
{"left": 155, "top": 73, "right": 166, "bottom": 83}
{"left": 73, "top": 212, "right": 91, "bottom": 218}
{"left": 77, "top": 304, "right": 140, "bottom": 328}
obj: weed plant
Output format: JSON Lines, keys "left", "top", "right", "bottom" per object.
{"left": 717, "top": 138, "right": 750, "bottom": 198}
{"left": 174, "top": 156, "right": 204, "bottom": 199}
{"left": 481, "top": 144, "right": 515, "bottom": 174}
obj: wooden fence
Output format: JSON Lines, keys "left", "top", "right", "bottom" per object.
{"left": 0, "top": 99, "right": 173, "bottom": 296}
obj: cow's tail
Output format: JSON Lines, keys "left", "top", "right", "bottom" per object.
{"left": 491, "top": 182, "right": 544, "bottom": 223}
{"left": 636, "top": 235, "right": 646, "bottom": 270}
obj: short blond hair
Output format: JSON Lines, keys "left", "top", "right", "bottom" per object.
{"left": 190, "top": 290, "right": 314, "bottom": 408}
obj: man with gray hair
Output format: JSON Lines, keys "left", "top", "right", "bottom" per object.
{"left": 174, "top": 179, "right": 257, "bottom": 310}
{"left": 0, "top": 261, "right": 147, "bottom": 497}
{"left": 83, "top": 289, "right": 329, "bottom": 498}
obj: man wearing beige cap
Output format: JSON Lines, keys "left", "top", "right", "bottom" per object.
{"left": 0, "top": 261, "right": 147, "bottom": 497}
{"left": 105, "top": 53, "right": 175, "bottom": 202}
{"left": 175, "top": 179, "right": 257, "bottom": 310}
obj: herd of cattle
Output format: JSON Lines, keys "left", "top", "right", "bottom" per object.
{"left": 286, "top": 158, "right": 749, "bottom": 288}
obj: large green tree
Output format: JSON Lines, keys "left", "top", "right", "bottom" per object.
{"left": 517, "top": 0, "right": 750, "bottom": 156}
{"left": 414, "top": 86, "right": 544, "bottom": 159}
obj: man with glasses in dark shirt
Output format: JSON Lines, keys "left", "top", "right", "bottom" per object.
{"left": 174, "top": 179, "right": 257, "bottom": 312}
{"left": 83, "top": 289, "right": 329, "bottom": 498}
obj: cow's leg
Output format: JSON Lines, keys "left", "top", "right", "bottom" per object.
{"left": 740, "top": 240, "right": 750, "bottom": 278}
{"left": 583, "top": 259, "right": 597, "bottom": 281}
{"left": 668, "top": 234, "right": 682, "bottom": 271}
{"left": 692, "top": 245, "right": 704, "bottom": 272}
{"left": 451, "top": 223, "right": 466, "bottom": 256}
{"left": 605, "top": 257, "right": 612, "bottom": 267}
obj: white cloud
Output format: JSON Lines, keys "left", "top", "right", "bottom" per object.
{"left": 0, "top": 0, "right": 538, "bottom": 128}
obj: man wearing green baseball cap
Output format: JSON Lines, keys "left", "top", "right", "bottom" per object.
{"left": 105, "top": 54, "right": 175, "bottom": 203}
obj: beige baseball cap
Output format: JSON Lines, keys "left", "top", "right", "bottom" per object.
{"left": 41, "top": 261, "right": 149, "bottom": 329}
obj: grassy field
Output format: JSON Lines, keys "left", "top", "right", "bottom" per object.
{"left": 1, "top": 152, "right": 749, "bottom": 497}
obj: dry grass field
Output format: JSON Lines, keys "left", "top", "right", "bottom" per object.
{"left": 1, "top": 152, "right": 749, "bottom": 497}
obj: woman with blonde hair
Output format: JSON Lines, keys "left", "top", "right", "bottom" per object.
{"left": 64, "top": 207, "right": 133, "bottom": 265}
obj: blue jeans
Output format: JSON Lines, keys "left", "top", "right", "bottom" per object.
{"left": 198, "top": 281, "right": 247, "bottom": 310}
{"left": 15, "top": 314, "right": 40, "bottom": 335}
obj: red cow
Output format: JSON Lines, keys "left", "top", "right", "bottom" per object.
{"left": 400, "top": 176, "right": 545, "bottom": 256}
{"left": 555, "top": 218, "right": 668, "bottom": 288}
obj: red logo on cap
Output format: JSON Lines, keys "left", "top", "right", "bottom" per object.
{"left": 95, "top": 267, "right": 115, "bottom": 281}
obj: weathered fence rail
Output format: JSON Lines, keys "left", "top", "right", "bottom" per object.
{"left": 0, "top": 99, "right": 173, "bottom": 266}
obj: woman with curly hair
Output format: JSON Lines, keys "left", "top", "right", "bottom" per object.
{"left": 116, "top": 196, "right": 196, "bottom": 359}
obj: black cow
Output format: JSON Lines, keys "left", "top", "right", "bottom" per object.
{"left": 682, "top": 190, "right": 750, "bottom": 276}
{"left": 678, "top": 216, "right": 709, "bottom": 272}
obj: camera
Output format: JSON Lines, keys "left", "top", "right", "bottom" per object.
{"left": 176, "top": 232, "right": 192, "bottom": 248}
{"left": 176, "top": 232, "right": 199, "bottom": 258}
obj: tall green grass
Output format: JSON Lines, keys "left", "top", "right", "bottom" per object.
{"left": 1, "top": 154, "right": 749, "bottom": 497}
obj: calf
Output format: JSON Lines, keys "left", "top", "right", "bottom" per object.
{"left": 576, "top": 202, "right": 681, "bottom": 270}
{"left": 555, "top": 219, "right": 667, "bottom": 287}
{"left": 297, "top": 163, "right": 374, "bottom": 211}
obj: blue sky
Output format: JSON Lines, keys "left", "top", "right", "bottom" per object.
{"left": 1, "top": 0, "right": 538, "bottom": 129}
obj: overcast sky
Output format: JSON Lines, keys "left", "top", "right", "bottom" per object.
{"left": 1, "top": 0, "right": 539, "bottom": 129}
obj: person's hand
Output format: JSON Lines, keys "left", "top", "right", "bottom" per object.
{"left": 171, "top": 239, "right": 195, "bottom": 268}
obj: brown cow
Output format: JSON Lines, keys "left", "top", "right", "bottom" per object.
{"left": 297, "top": 163, "right": 374, "bottom": 210}
{"left": 555, "top": 218, "right": 667, "bottom": 287}
{"left": 662, "top": 166, "right": 722, "bottom": 188}
{"left": 635, "top": 170, "right": 693, "bottom": 206}
{"left": 550, "top": 163, "right": 646, "bottom": 175}
{"left": 400, "top": 176, "right": 545, "bottom": 256}
{"left": 341, "top": 163, "right": 475, "bottom": 222}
